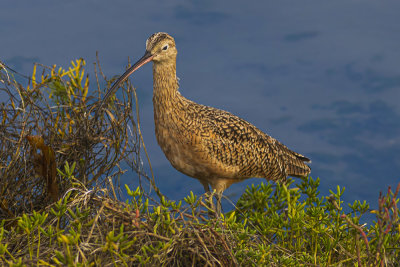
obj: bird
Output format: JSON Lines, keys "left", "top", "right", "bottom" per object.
{"left": 99, "top": 32, "right": 311, "bottom": 214}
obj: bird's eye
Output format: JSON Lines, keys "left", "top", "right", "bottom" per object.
{"left": 162, "top": 45, "right": 168, "bottom": 51}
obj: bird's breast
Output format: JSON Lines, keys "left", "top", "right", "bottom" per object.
{"left": 153, "top": 106, "right": 244, "bottom": 180}
{"left": 154, "top": 112, "right": 205, "bottom": 178}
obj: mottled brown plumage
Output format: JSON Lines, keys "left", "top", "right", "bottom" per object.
{"left": 100, "top": 32, "right": 311, "bottom": 213}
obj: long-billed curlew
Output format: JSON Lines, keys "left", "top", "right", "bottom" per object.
{"left": 99, "top": 32, "right": 311, "bottom": 213}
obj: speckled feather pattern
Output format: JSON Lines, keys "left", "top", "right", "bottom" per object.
{"left": 149, "top": 34, "right": 311, "bottom": 194}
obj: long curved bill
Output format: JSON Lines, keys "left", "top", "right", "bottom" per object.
{"left": 98, "top": 50, "right": 154, "bottom": 111}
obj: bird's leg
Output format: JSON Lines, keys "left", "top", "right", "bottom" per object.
{"left": 202, "top": 182, "right": 210, "bottom": 193}
{"left": 215, "top": 191, "right": 222, "bottom": 215}
{"left": 201, "top": 181, "right": 217, "bottom": 215}
{"left": 202, "top": 182, "right": 214, "bottom": 210}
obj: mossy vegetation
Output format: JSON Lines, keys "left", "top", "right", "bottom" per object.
{"left": 0, "top": 59, "right": 399, "bottom": 266}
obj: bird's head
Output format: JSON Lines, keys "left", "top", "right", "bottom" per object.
{"left": 145, "top": 32, "right": 177, "bottom": 63}
{"left": 98, "top": 32, "right": 176, "bottom": 111}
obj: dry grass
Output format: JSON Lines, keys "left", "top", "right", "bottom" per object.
{"left": 3, "top": 185, "right": 241, "bottom": 266}
{"left": 0, "top": 56, "right": 143, "bottom": 223}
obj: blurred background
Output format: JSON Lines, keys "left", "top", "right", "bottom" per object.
{"left": 1, "top": 0, "right": 400, "bottom": 213}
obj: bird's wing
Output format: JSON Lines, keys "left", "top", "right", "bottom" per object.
{"left": 184, "top": 102, "right": 310, "bottom": 180}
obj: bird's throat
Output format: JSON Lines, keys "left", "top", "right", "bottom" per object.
{"left": 152, "top": 62, "right": 180, "bottom": 110}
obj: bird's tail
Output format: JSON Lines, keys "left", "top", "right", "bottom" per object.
{"left": 288, "top": 155, "right": 311, "bottom": 178}
{"left": 278, "top": 143, "right": 311, "bottom": 178}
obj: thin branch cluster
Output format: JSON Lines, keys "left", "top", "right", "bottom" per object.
{"left": 0, "top": 58, "right": 146, "bottom": 218}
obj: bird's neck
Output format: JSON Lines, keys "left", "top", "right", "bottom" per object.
{"left": 152, "top": 61, "right": 181, "bottom": 109}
